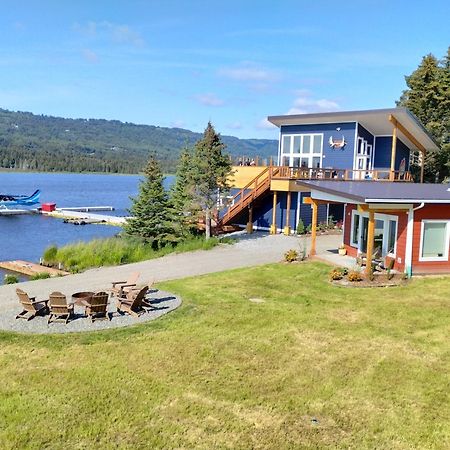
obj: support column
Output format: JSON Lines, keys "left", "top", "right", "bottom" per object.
{"left": 390, "top": 125, "right": 397, "bottom": 181}
{"left": 365, "top": 209, "right": 375, "bottom": 276}
{"left": 284, "top": 191, "right": 291, "bottom": 235}
{"left": 246, "top": 205, "right": 253, "bottom": 233}
{"left": 420, "top": 151, "right": 425, "bottom": 183}
{"left": 270, "top": 191, "right": 278, "bottom": 234}
{"left": 310, "top": 200, "right": 318, "bottom": 256}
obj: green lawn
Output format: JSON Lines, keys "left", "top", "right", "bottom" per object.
{"left": 0, "top": 262, "right": 449, "bottom": 449}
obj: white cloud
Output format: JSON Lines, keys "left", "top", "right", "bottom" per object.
{"left": 82, "top": 49, "right": 99, "bottom": 63}
{"left": 73, "top": 21, "right": 144, "bottom": 47}
{"left": 193, "top": 93, "right": 224, "bottom": 107}
{"left": 170, "top": 120, "right": 186, "bottom": 128}
{"left": 286, "top": 94, "right": 340, "bottom": 115}
{"left": 227, "top": 121, "right": 243, "bottom": 130}
{"left": 256, "top": 118, "right": 276, "bottom": 130}
{"left": 218, "top": 62, "right": 279, "bottom": 82}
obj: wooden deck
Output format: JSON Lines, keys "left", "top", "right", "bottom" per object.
{"left": 0, "top": 260, "right": 69, "bottom": 277}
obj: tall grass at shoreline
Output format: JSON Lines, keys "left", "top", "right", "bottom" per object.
{"left": 43, "top": 236, "right": 227, "bottom": 273}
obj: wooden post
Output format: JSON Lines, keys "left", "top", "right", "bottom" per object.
{"left": 246, "top": 204, "right": 253, "bottom": 233}
{"left": 390, "top": 125, "right": 397, "bottom": 181}
{"left": 270, "top": 191, "right": 277, "bottom": 234}
{"left": 365, "top": 210, "right": 375, "bottom": 277}
{"left": 420, "top": 151, "right": 425, "bottom": 183}
{"left": 310, "top": 200, "right": 318, "bottom": 256}
{"left": 284, "top": 192, "right": 291, "bottom": 235}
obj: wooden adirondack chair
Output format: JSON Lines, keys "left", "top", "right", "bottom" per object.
{"left": 15, "top": 288, "right": 49, "bottom": 320}
{"left": 120, "top": 278, "right": 154, "bottom": 297}
{"left": 116, "top": 285, "right": 149, "bottom": 318}
{"left": 48, "top": 292, "right": 74, "bottom": 324}
{"left": 85, "top": 291, "right": 110, "bottom": 322}
{"left": 111, "top": 272, "right": 140, "bottom": 298}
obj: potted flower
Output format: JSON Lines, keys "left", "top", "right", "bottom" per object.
{"left": 338, "top": 244, "right": 347, "bottom": 256}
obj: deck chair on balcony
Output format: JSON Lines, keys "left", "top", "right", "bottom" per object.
{"left": 84, "top": 291, "right": 110, "bottom": 322}
{"left": 110, "top": 272, "right": 140, "bottom": 298}
{"left": 116, "top": 285, "right": 150, "bottom": 318}
{"left": 15, "top": 288, "right": 49, "bottom": 320}
{"left": 48, "top": 291, "right": 74, "bottom": 324}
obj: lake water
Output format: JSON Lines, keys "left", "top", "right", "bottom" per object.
{"left": 0, "top": 172, "right": 174, "bottom": 283}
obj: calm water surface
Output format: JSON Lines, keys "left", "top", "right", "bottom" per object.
{"left": 0, "top": 172, "right": 174, "bottom": 282}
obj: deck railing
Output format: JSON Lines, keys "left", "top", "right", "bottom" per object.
{"left": 273, "top": 167, "right": 413, "bottom": 182}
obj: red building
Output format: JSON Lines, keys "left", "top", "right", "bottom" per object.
{"left": 297, "top": 181, "right": 450, "bottom": 276}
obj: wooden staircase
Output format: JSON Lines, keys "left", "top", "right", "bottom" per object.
{"left": 220, "top": 166, "right": 279, "bottom": 227}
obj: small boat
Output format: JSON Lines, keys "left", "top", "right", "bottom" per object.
{"left": 0, "top": 190, "right": 41, "bottom": 206}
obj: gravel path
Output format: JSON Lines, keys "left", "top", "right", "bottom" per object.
{"left": 0, "top": 232, "right": 341, "bottom": 333}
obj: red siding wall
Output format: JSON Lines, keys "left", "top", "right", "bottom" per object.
{"left": 412, "top": 204, "right": 450, "bottom": 274}
{"left": 342, "top": 204, "right": 407, "bottom": 270}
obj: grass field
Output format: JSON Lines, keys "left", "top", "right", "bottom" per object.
{"left": 0, "top": 262, "right": 449, "bottom": 449}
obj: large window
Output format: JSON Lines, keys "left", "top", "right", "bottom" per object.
{"left": 350, "top": 210, "right": 398, "bottom": 256}
{"left": 420, "top": 220, "right": 449, "bottom": 261}
{"left": 280, "top": 133, "right": 323, "bottom": 168}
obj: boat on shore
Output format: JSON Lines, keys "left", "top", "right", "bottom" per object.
{"left": 0, "top": 189, "right": 40, "bottom": 206}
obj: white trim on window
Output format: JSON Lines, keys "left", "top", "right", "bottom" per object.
{"left": 418, "top": 220, "right": 450, "bottom": 262}
{"left": 350, "top": 210, "right": 399, "bottom": 256}
{"left": 279, "top": 133, "right": 323, "bottom": 168}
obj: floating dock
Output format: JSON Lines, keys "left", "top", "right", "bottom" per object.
{"left": 0, "top": 208, "right": 34, "bottom": 216}
{"left": 59, "top": 206, "right": 115, "bottom": 212}
{"left": 42, "top": 209, "right": 129, "bottom": 226}
{"left": 0, "top": 260, "right": 69, "bottom": 277}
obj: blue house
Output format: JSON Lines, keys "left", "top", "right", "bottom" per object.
{"left": 221, "top": 108, "right": 438, "bottom": 235}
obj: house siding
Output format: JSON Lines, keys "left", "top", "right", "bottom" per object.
{"left": 279, "top": 122, "right": 357, "bottom": 169}
{"left": 373, "top": 136, "right": 411, "bottom": 171}
{"left": 412, "top": 204, "right": 450, "bottom": 274}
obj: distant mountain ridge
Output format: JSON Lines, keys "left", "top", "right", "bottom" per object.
{"left": 0, "top": 108, "right": 278, "bottom": 173}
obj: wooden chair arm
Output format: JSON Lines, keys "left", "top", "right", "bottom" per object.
{"left": 111, "top": 281, "right": 126, "bottom": 287}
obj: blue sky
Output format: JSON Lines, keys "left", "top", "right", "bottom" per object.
{"left": 0, "top": 0, "right": 448, "bottom": 139}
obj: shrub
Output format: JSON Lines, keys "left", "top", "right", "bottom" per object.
{"left": 284, "top": 249, "right": 299, "bottom": 263}
{"left": 43, "top": 245, "right": 58, "bottom": 264}
{"left": 296, "top": 219, "right": 305, "bottom": 235}
{"left": 30, "top": 272, "right": 51, "bottom": 281}
{"left": 329, "top": 267, "right": 348, "bottom": 281}
{"left": 4, "top": 274, "right": 19, "bottom": 284}
{"left": 347, "top": 270, "right": 363, "bottom": 282}
{"left": 305, "top": 224, "right": 312, "bottom": 233}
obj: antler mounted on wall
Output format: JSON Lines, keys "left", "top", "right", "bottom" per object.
{"left": 328, "top": 135, "right": 346, "bottom": 149}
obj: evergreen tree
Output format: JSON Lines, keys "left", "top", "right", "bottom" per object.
{"left": 191, "top": 122, "right": 232, "bottom": 239}
{"left": 169, "top": 147, "right": 199, "bottom": 236}
{"left": 124, "top": 154, "right": 176, "bottom": 248}
{"left": 397, "top": 48, "right": 450, "bottom": 181}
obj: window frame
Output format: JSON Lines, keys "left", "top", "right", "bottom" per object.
{"left": 418, "top": 220, "right": 450, "bottom": 262}
{"left": 350, "top": 210, "right": 398, "bottom": 256}
{"left": 279, "top": 133, "right": 323, "bottom": 168}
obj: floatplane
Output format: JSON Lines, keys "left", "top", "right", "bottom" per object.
{"left": 0, "top": 190, "right": 41, "bottom": 214}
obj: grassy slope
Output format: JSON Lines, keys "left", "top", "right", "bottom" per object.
{"left": 0, "top": 262, "right": 449, "bottom": 449}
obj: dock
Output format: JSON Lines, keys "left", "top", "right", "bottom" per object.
{"left": 58, "top": 206, "right": 115, "bottom": 212}
{"left": 0, "top": 260, "right": 69, "bottom": 277}
{"left": 43, "top": 209, "right": 129, "bottom": 226}
{"left": 0, "top": 208, "right": 34, "bottom": 216}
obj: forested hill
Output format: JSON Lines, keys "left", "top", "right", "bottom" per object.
{"left": 0, "top": 109, "right": 278, "bottom": 173}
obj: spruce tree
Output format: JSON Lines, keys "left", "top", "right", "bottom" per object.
{"left": 191, "top": 122, "right": 232, "bottom": 239}
{"left": 397, "top": 48, "right": 450, "bottom": 181}
{"left": 124, "top": 154, "right": 176, "bottom": 248}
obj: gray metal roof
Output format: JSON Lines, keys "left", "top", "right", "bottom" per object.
{"left": 297, "top": 181, "right": 450, "bottom": 204}
{"left": 267, "top": 107, "right": 439, "bottom": 152}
